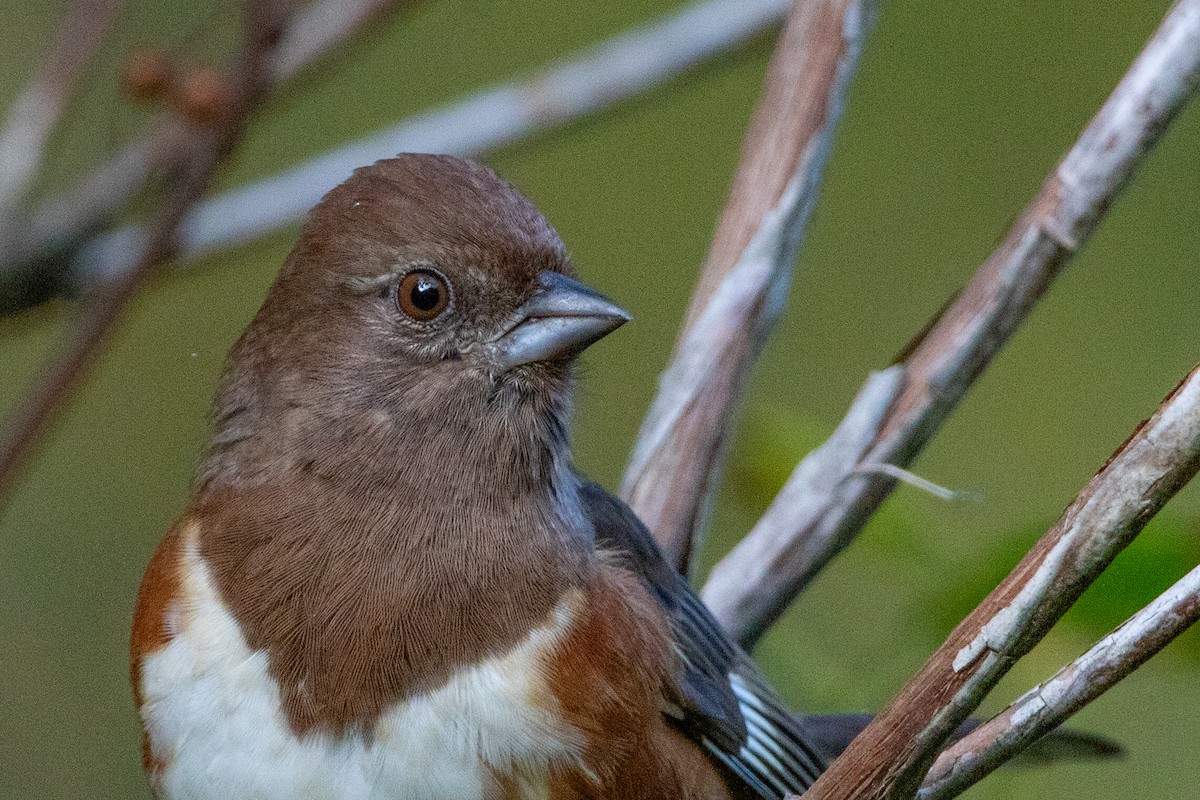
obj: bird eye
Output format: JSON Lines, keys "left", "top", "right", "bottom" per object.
{"left": 396, "top": 269, "right": 451, "bottom": 322}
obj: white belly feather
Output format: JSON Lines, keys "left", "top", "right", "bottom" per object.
{"left": 138, "top": 535, "right": 585, "bottom": 800}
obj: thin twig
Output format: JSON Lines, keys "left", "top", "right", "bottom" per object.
{"left": 620, "top": 0, "right": 878, "bottom": 572}
{"left": 0, "top": 0, "right": 292, "bottom": 504}
{"left": 852, "top": 463, "right": 966, "bottom": 503}
{"left": 1, "top": 0, "right": 417, "bottom": 312}
{"left": 3, "top": 0, "right": 790, "bottom": 314}
{"left": 0, "top": 0, "right": 123, "bottom": 209}
{"left": 704, "top": 0, "right": 1200, "bottom": 647}
{"left": 800, "top": 364, "right": 1200, "bottom": 799}
{"left": 919, "top": 561, "right": 1200, "bottom": 800}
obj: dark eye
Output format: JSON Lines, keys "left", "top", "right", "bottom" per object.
{"left": 396, "top": 269, "right": 451, "bottom": 322}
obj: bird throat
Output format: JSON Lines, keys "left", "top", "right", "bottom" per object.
{"left": 190, "top": 400, "right": 594, "bottom": 736}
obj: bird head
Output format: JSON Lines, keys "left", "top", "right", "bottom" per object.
{"left": 203, "top": 154, "right": 628, "bottom": 487}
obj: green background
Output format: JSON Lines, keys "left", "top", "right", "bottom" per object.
{"left": 2, "top": 0, "right": 1198, "bottom": 797}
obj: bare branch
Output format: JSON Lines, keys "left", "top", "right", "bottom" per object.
{"left": 919, "top": 561, "right": 1200, "bottom": 800}
{"left": 701, "top": 366, "right": 903, "bottom": 643}
{"left": 270, "top": 0, "right": 417, "bottom": 82}
{"left": 0, "top": 0, "right": 292, "bottom": 504}
{"left": 620, "top": 0, "right": 878, "bottom": 572}
{"left": 0, "top": 0, "right": 123, "bottom": 208}
{"left": 1, "top": 0, "right": 418, "bottom": 311}
{"left": 66, "top": 0, "right": 790, "bottom": 294}
{"left": 1, "top": 0, "right": 789, "bottom": 315}
{"left": 705, "top": 0, "right": 1200, "bottom": 647}
{"left": 801, "top": 364, "right": 1200, "bottom": 799}
{"left": 21, "top": 119, "right": 187, "bottom": 261}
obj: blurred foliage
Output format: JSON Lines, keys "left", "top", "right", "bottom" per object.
{"left": 1, "top": 0, "right": 1198, "bottom": 799}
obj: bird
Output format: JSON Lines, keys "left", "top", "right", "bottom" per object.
{"left": 129, "top": 152, "right": 834, "bottom": 800}
{"left": 130, "top": 153, "right": 1116, "bottom": 800}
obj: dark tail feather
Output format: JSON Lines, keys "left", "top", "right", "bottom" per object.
{"left": 797, "top": 713, "right": 874, "bottom": 761}
{"left": 800, "top": 713, "right": 1124, "bottom": 766}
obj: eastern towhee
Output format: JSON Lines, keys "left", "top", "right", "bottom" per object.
{"left": 129, "top": 154, "right": 1105, "bottom": 800}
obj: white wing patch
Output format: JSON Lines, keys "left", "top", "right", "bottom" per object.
{"left": 139, "top": 527, "right": 586, "bottom": 800}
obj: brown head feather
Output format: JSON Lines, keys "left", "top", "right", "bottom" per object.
{"left": 189, "top": 154, "right": 595, "bottom": 734}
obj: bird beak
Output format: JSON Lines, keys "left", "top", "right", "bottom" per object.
{"left": 494, "top": 271, "right": 631, "bottom": 369}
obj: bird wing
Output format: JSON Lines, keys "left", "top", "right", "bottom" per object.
{"left": 578, "top": 481, "right": 828, "bottom": 798}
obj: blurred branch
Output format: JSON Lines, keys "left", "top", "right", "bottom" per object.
{"left": 919, "top": 561, "right": 1200, "bottom": 800}
{"left": 1, "top": 0, "right": 416, "bottom": 312}
{"left": 0, "top": 0, "right": 292, "bottom": 504}
{"left": 620, "top": 0, "right": 877, "bottom": 572}
{"left": 799, "top": 364, "right": 1200, "bottom": 800}
{"left": 0, "top": 0, "right": 123, "bottom": 210}
{"left": 704, "top": 0, "right": 1200, "bottom": 647}
{"left": 270, "top": 0, "right": 417, "bottom": 82}
{"left": 3, "top": 0, "right": 790, "bottom": 314}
